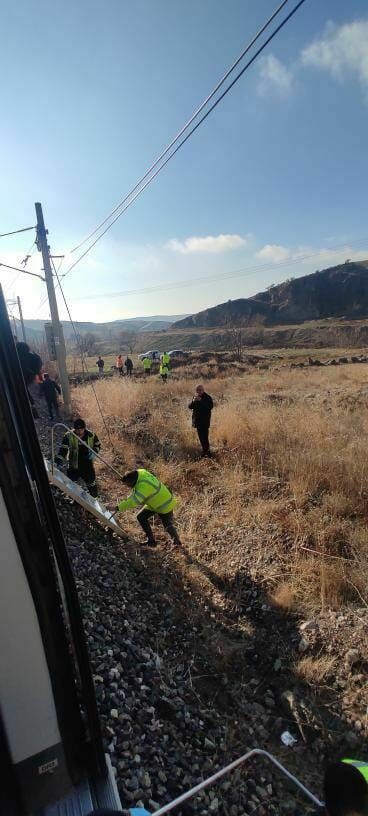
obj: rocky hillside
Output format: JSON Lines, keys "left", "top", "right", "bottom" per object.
{"left": 175, "top": 261, "right": 368, "bottom": 329}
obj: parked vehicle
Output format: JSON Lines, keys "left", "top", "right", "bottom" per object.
{"left": 167, "top": 349, "right": 189, "bottom": 358}
{"left": 138, "top": 349, "right": 160, "bottom": 360}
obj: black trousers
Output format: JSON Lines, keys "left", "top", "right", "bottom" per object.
{"left": 137, "top": 508, "right": 180, "bottom": 544}
{"left": 67, "top": 461, "right": 98, "bottom": 497}
{"left": 196, "top": 423, "right": 210, "bottom": 455}
{"left": 46, "top": 397, "right": 59, "bottom": 420}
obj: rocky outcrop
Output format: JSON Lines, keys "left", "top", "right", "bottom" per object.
{"left": 175, "top": 261, "right": 368, "bottom": 329}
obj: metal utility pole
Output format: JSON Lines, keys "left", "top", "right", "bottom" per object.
{"left": 35, "top": 202, "right": 71, "bottom": 415}
{"left": 17, "top": 296, "right": 26, "bottom": 342}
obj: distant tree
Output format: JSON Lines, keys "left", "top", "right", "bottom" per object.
{"left": 80, "top": 332, "right": 99, "bottom": 355}
{"left": 224, "top": 322, "right": 244, "bottom": 361}
{"left": 116, "top": 330, "right": 140, "bottom": 354}
{"left": 213, "top": 332, "right": 226, "bottom": 351}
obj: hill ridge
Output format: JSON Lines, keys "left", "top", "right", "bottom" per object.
{"left": 175, "top": 261, "right": 368, "bottom": 329}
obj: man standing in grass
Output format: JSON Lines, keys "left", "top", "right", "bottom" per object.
{"left": 188, "top": 384, "right": 214, "bottom": 457}
{"left": 161, "top": 350, "right": 170, "bottom": 368}
{"left": 116, "top": 354, "right": 124, "bottom": 376}
{"left": 115, "top": 468, "right": 181, "bottom": 547}
{"left": 125, "top": 356, "right": 134, "bottom": 376}
{"left": 143, "top": 356, "right": 152, "bottom": 376}
{"left": 96, "top": 356, "right": 105, "bottom": 377}
{"left": 160, "top": 361, "right": 169, "bottom": 383}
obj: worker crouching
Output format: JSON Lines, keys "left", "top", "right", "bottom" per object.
{"left": 116, "top": 468, "right": 181, "bottom": 547}
{"left": 55, "top": 418, "right": 100, "bottom": 497}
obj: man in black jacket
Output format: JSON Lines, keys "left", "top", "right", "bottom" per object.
{"left": 125, "top": 356, "right": 134, "bottom": 376}
{"left": 188, "top": 384, "right": 214, "bottom": 457}
{"left": 41, "top": 373, "right": 61, "bottom": 420}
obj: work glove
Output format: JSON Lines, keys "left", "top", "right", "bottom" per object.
{"left": 88, "top": 449, "right": 97, "bottom": 461}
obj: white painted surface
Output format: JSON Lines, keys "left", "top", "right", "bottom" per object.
{"left": 0, "top": 489, "right": 61, "bottom": 762}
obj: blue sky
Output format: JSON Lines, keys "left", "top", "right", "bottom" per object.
{"left": 1, "top": 0, "right": 368, "bottom": 321}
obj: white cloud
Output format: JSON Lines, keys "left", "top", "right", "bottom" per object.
{"left": 257, "top": 54, "right": 293, "bottom": 97}
{"left": 301, "top": 19, "right": 368, "bottom": 92}
{"left": 256, "top": 244, "right": 291, "bottom": 263}
{"left": 166, "top": 234, "right": 247, "bottom": 255}
{"left": 255, "top": 242, "right": 368, "bottom": 270}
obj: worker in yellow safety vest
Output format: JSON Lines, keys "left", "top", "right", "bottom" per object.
{"left": 115, "top": 468, "right": 181, "bottom": 547}
{"left": 55, "top": 418, "right": 101, "bottom": 497}
{"left": 159, "top": 362, "right": 169, "bottom": 383}
{"left": 324, "top": 760, "right": 368, "bottom": 816}
{"left": 142, "top": 356, "right": 152, "bottom": 375}
{"left": 161, "top": 351, "right": 170, "bottom": 367}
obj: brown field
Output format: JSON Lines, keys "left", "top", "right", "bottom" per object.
{"left": 75, "top": 359, "right": 368, "bottom": 615}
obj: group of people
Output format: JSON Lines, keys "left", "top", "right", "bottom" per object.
{"left": 15, "top": 340, "right": 62, "bottom": 422}
{"left": 16, "top": 348, "right": 368, "bottom": 816}
{"left": 54, "top": 383, "right": 214, "bottom": 547}
{"left": 142, "top": 351, "right": 170, "bottom": 382}
{"left": 16, "top": 339, "right": 213, "bottom": 546}
{"left": 96, "top": 352, "right": 171, "bottom": 382}
{"left": 96, "top": 355, "right": 134, "bottom": 376}
{"left": 115, "top": 354, "right": 134, "bottom": 376}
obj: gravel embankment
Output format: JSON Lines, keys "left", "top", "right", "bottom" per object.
{"left": 34, "top": 392, "right": 367, "bottom": 816}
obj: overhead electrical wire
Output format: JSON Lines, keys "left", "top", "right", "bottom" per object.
{"left": 62, "top": 0, "right": 308, "bottom": 281}
{"left": 70, "top": 0, "right": 291, "bottom": 256}
{"left": 71, "top": 237, "right": 368, "bottom": 302}
{"left": 0, "top": 261, "right": 45, "bottom": 281}
{"left": 1, "top": 238, "right": 38, "bottom": 292}
{"left": 0, "top": 225, "right": 35, "bottom": 239}
{"left": 36, "top": 234, "right": 368, "bottom": 315}
{"left": 51, "top": 258, "right": 113, "bottom": 445}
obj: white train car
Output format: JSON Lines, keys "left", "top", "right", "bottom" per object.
{"left": 0, "top": 285, "right": 121, "bottom": 815}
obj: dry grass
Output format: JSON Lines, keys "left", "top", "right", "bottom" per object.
{"left": 296, "top": 655, "right": 337, "bottom": 684}
{"left": 75, "top": 362, "right": 368, "bottom": 614}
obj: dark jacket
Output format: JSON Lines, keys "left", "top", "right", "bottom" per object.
{"left": 42, "top": 378, "right": 61, "bottom": 402}
{"left": 188, "top": 392, "right": 213, "bottom": 427}
{"left": 125, "top": 358, "right": 133, "bottom": 370}
{"left": 16, "top": 342, "right": 42, "bottom": 386}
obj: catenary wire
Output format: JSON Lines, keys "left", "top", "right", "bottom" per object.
{"left": 35, "top": 234, "right": 368, "bottom": 313}
{"left": 0, "top": 225, "right": 35, "bottom": 239}
{"left": 0, "top": 261, "right": 45, "bottom": 281}
{"left": 71, "top": 237, "right": 368, "bottom": 302}
{"left": 62, "top": 0, "right": 308, "bottom": 281}
{"left": 70, "top": 0, "right": 291, "bottom": 255}
{"left": 1, "top": 239, "right": 38, "bottom": 290}
{"left": 51, "top": 258, "right": 113, "bottom": 445}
